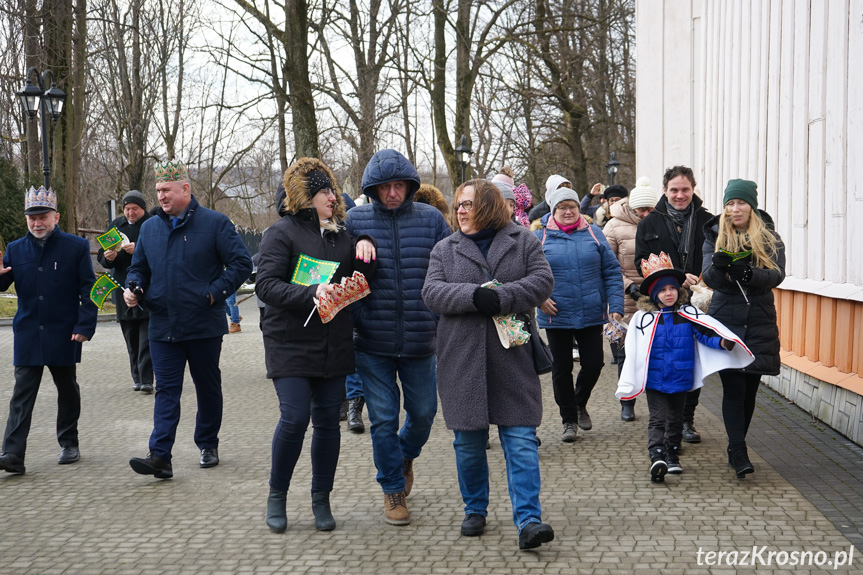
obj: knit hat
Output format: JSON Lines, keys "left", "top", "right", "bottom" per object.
{"left": 547, "top": 186, "right": 580, "bottom": 214}
{"left": 648, "top": 275, "right": 681, "bottom": 304}
{"left": 492, "top": 166, "right": 515, "bottom": 187}
{"left": 306, "top": 169, "right": 333, "bottom": 197}
{"left": 603, "top": 184, "right": 628, "bottom": 201}
{"left": 545, "top": 174, "right": 571, "bottom": 199}
{"left": 512, "top": 184, "right": 532, "bottom": 226}
{"left": 723, "top": 179, "right": 758, "bottom": 210}
{"left": 628, "top": 177, "right": 657, "bottom": 209}
{"left": 493, "top": 181, "right": 516, "bottom": 203}
{"left": 122, "top": 189, "right": 147, "bottom": 210}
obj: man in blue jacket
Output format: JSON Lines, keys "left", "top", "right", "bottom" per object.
{"left": 346, "top": 149, "right": 450, "bottom": 525}
{"left": 125, "top": 160, "right": 252, "bottom": 479}
{"left": 0, "top": 187, "right": 97, "bottom": 475}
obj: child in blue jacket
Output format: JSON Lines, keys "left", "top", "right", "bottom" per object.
{"left": 616, "top": 253, "right": 754, "bottom": 482}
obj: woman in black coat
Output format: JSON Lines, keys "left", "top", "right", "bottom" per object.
{"left": 702, "top": 179, "right": 785, "bottom": 479}
{"left": 256, "top": 158, "right": 375, "bottom": 532}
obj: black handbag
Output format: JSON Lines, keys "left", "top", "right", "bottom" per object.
{"left": 528, "top": 317, "right": 553, "bottom": 375}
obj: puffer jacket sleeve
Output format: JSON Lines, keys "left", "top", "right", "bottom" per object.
{"left": 746, "top": 233, "right": 785, "bottom": 290}
{"left": 596, "top": 226, "right": 625, "bottom": 315}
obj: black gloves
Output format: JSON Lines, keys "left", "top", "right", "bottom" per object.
{"left": 727, "top": 264, "right": 752, "bottom": 282}
{"left": 473, "top": 287, "right": 501, "bottom": 316}
{"left": 722, "top": 338, "right": 736, "bottom": 351}
{"left": 626, "top": 283, "right": 641, "bottom": 301}
{"left": 712, "top": 251, "right": 734, "bottom": 269}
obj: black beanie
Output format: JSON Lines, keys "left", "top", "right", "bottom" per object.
{"left": 122, "top": 189, "right": 147, "bottom": 210}
{"left": 603, "top": 184, "right": 628, "bottom": 200}
{"left": 306, "top": 169, "right": 333, "bottom": 197}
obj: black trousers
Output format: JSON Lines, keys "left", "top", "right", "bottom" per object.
{"left": 2, "top": 365, "right": 80, "bottom": 458}
{"left": 120, "top": 319, "right": 153, "bottom": 387}
{"left": 546, "top": 326, "right": 605, "bottom": 423}
{"left": 683, "top": 387, "right": 701, "bottom": 424}
{"left": 719, "top": 370, "right": 761, "bottom": 445}
{"left": 645, "top": 388, "right": 686, "bottom": 450}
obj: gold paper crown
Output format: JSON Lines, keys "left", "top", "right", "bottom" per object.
{"left": 316, "top": 271, "right": 371, "bottom": 324}
{"left": 154, "top": 160, "right": 188, "bottom": 183}
{"left": 640, "top": 252, "right": 674, "bottom": 279}
{"left": 24, "top": 185, "right": 58, "bottom": 212}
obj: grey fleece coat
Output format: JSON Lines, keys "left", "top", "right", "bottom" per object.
{"left": 422, "top": 223, "right": 554, "bottom": 430}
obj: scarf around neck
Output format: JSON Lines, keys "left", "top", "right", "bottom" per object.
{"left": 665, "top": 202, "right": 695, "bottom": 268}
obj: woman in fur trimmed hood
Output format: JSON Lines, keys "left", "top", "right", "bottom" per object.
{"left": 414, "top": 183, "right": 454, "bottom": 230}
{"left": 255, "top": 157, "right": 376, "bottom": 534}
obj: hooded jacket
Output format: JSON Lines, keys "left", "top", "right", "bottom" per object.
{"left": 346, "top": 149, "right": 451, "bottom": 357}
{"left": 256, "top": 157, "right": 376, "bottom": 379}
{"left": 634, "top": 193, "right": 714, "bottom": 278}
{"left": 701, "top": 210, "right": 786, "bottom": 375}
{"left": 534, "top": 212, "right": 624, "bottom": 330}
{"left": 127, "top": 195, "right": 252, "bottom": 342}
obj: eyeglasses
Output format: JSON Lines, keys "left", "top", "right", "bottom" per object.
{"left": 555, "top": 205, "right": 578, "bottom": 214}
{"left": 316, "top": 187, "right": 336, "bottom": 197}
{"left": 457, "top": 200, "right": 473, "bottom": 211}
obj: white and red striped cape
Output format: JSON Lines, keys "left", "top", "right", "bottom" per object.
{"left": 615, "top": 304, "right": 755, "bottom": 400}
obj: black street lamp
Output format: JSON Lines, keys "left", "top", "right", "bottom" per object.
{"left": 17, "top": 67, "right": 66, "bottom": 190}
{"left": 454, "top": 134, "right": 473, "bottom": 184}
{"left": 605, "top": 152, "right": 620, "bottom": 186}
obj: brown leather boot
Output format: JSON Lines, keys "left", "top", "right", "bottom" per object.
{"left": 383, "top": 491, "right": 410, "bottom": 525}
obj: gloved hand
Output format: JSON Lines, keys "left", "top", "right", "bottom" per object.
{"left": 626, "top": 283, "right": 641, "bottom": 301}
{"left": 473, "top": 287, "right": 501, "bottom": 316}
{"left": 721, "top": 338, "right": 736, "bottom": 351}
{"left": 727, "top": 263, "right": 752, "bottom": 282}
{"left": 712, "top": 251, "right": 734, "bottom": 269}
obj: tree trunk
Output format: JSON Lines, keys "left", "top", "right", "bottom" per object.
{"left": 283, "top": 0, "right": 319, "bottom": 158}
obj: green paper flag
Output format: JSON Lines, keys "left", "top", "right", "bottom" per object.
{"left": 90, "top": 274, "right": 121, "bottom": 309}
{"left": 719, "top": 248, "right": 753, "bottom": 262}
{"left": 97, "top": 227, "right": 124, "bottom": 251}
{"left": 291, "top": 254, "right": 339, "bottom": 286}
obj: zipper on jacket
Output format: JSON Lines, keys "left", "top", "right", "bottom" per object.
{"left": 393, "top": 213, "right": 402, "bottom": 357}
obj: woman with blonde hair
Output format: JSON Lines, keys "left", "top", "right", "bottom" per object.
{"left": 702, "top": 179, "right": 785, "bottom": 479}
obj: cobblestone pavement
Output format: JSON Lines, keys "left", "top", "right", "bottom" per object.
{"left": 0, "top": 302, "right": 857, "bottom": 574}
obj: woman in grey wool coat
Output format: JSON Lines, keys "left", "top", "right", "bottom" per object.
{"left": 422, "top": 179, "right": 555, "bottom": 550}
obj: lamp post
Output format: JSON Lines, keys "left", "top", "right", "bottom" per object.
{"left": 17, "top": 67, "right": 67, "bottom": 190}
{"left": 454, "top": 134, "right": 473, "bottom": 184}
{"left": 605, "top": 152, "right": 620, "bottom": 186}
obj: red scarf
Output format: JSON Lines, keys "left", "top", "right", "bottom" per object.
{"left": 554, "top": 215, "right": 583, "bottom": 234}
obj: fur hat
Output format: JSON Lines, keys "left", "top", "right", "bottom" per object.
{"left": 628, "top": 177, "right": 657, "bottom": 209}
{"left": 281, "top": 158, "right": 345, "bottom": 222}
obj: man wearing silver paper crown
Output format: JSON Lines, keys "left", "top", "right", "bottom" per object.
{"left": 0, "top": 187, "right": 98, "bottom": 475}
{"left": 97, "top": 190, "right": 153, "bottom": 394}
{"left": 125, "top": 160, "right": 252, "bottom": 479}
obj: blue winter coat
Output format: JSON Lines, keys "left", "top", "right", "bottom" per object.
{"left": 346, "top": 149, "right": 451, "bottom": 357}
{"left": 127, "top": 196, "right": 253, "bottom": 342}
{"left": 535, "top": 214, "right": 624, "bottom": 329}
{"left": 645, "top": 309, "right": 724, "bottom": 394}
{"left": 1, "top": 227, "right": 98, "bottom": 366}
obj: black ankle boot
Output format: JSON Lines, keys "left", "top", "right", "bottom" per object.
{"left": 347, "top": 397, "right": 365, "bottom": 433}
{"left": 311, "top": 491, "right": 336, "bottom": 531}
{"left": 729, "top": 442, "right": 754, "bottom": 478}
{"left": 266, "top": 487, "right": 287, "bottom": 532}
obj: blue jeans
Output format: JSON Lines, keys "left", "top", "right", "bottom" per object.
{"left": 345, "top": 371, "right": 364, "bottom": 400}
{"left": 354, "top": 351, "right": 437, "bottom": 493}
{"left": 224, "top": 292, "right": 240, "bottom": 323}
{"left": 270, "top": 376, "right": 344, "bottom": 492}
{"left": 453, "top": 426, "right": 543, "bottom": 532}
{"left": 148, "top": 337, "right": 223, "bottom": 463}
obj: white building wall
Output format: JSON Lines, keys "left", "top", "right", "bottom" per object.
{"left": 636, "top": 0, "right": 863, "bottom": 297}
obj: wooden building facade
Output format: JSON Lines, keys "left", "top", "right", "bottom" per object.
{"left": 635, "top": 0, "right": 863, "bottom": 443}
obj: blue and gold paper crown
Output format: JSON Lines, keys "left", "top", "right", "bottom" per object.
{"left": 154, "top": 160, "right": 187, "bottom": 183}
{"left": 24, "top": 186, "right": 57, "bottom": 213}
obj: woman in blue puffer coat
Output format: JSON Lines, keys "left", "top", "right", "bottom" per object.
{"left": 536, "top": 186, "right": 625, "bottom": 442}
